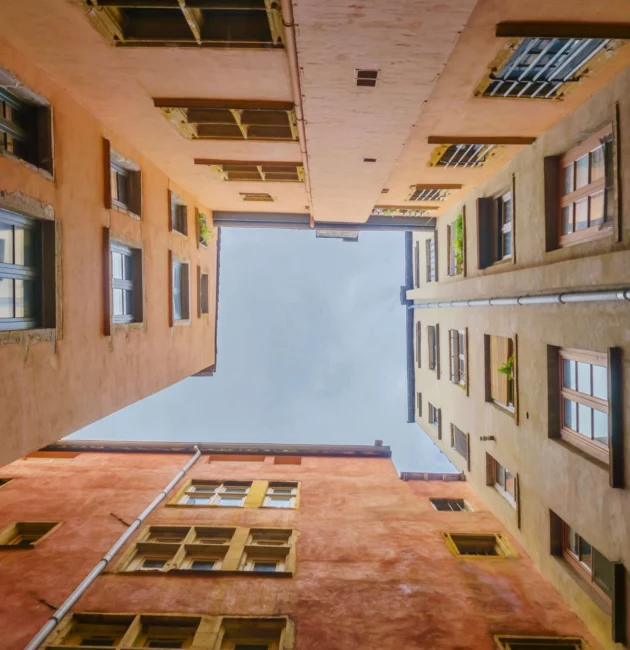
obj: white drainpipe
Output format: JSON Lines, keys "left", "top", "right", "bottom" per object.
{"left": 280, "top": 0, "right": 314, "bottom": 223}
{"left": 410, "top": 288, "right": 630, "bottom": 309}
{"left": 24, "top": 446, "right": 202, "bottom": 650}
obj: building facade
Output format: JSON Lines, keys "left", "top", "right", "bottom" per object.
{"left": 0, "top": 442, "right": 607, "bottom": 650}
{"left": 408, "top": 53, "right": 630, "bottom": 650}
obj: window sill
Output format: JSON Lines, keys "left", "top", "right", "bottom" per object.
{"left": 0, "top": 544, "right": 36, "bottom": 550}
{"left": 112, "top": 322, "right": 145, "bottom": 333}
{"left": 173, "top": 319, "right": 191, "bottom": 327}
{"left": 166, "top": 503, "right": 244, "bottom": 508}
{"left": 171, "top": 229, "right": 188, "bottom": 240}
{"left": 119, "top": 569, "right": 293, "bottom": 578}
{"left": 551, "top": 555, "right": 612, "bottom": 616}
{"left": 558, "top": 225, "right": 613, "bottom": 249}
{"left": 198, "top": 240, "right": 209, "bottom": 249}
{"left": 487, "top": 399, "right": 515, "bottom": 418}
{"left": 494, "top": 486, "right": 516, "bottom": 509}
{"left": 111, "top": 202, "right": 141, "bottom": 221}
{"left": 0, "top": 328, "right": 57, "bottom": 345}
{"left": 0, "top": 148, "right": 54, "bottom": 181}
{"left": 551, "top": 437, "right": 609, "bottom": 472}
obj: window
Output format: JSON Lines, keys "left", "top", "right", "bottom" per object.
{"left": 0, "top": 478, "right": 13, "bottom": 488}
{"left": 559, "top": 348, "right": 611, "bottom": 464}
{"left": 414, "top": 241, "right": 421, "bottom": 288}
{"left": 447, "top": 214, "right": 464, "bottom": 276}
{"left": 431, "top": 143, "right": 498, "bottom": 168}
{"left": 105, "top": 141, "right": 142, "bottom": 217}
{"left": 171, "top": 258, "right": 190, "bottom": 322}
{"left": 415, "top": 321, "right": 421, "bottom": 368}
{"left": 485, "top": 335, "right": 516, "bottom": 412}
{"left": 425, "top": 234, "right": 437, "bottom": 282}
{"left": 175, "top": 481, "right": 251, "bottom": 507}
{"left": 84, "top": 0, "right": 285, "bottom": 48}
{"left": 481, "top": 38, "right": 611, "bottom": 99}
{"left": 451, "top": 424, "right": 469, "bottom": 469}
{"left": 430, "top": 498, "right": 470, "bottom": 512}
{"left": 208, "top": 455, "right": 266, "bottom": 464}
{"left": 240, "top": 192, "right": 274, "bottom": 202}
{"left": 477, "top": 190, "right": 513, "bottom": 268}
{"left": 264, "top": 483, "right": 298, "bottom": 509}
{"left": 427, "top": 325, "right": 439, "bottom": 374}
{"left": 200, "top": 160, "right": 304, "bottom": 182}
{"left": 0, "top": 209, "right": 43, "bottom": 331}
{"left": 495, "top": 635, "right": 589, "bottom": 649}
{"left": 443, "top": 532, "right": 514, "bottom": 558}
{"left": 199, "top": 270, "right": 209, "bottom": 316}
{"left": 558, "top": 125, "right": 613, "bottom": 247}
{"left": 0, "top": 80, "right": 52, "bottom": 173}
{"left": 416, "top": 392, "right": 422, "bottom": 417}
{"left": 111, "top": 242, "right": 143, "bottom": 324}
{"left": 218, "top": 617, "right": 289, "bottom": 650}
{"left": 407, "top": 185, "right": 461, "bottom": 201}
{"left": 239, "top": 529, "right": 292, "bottom": 573}
{"left": 486, "top": 454, "right": 517, "bottom": 508}
{"left": 448, "top": 328, "right": 467, "bottom": 389}
{"left": 157, "top": 99, "right": 297, "bottom": 142}
{"left": 169, "top": 192, "right": 188, "bottom": 235}
{"left": 0, "top": 521, "right": 59, "bottom": 548}
{"left": 428, "top": 403, "right": 440, "bottom": 432}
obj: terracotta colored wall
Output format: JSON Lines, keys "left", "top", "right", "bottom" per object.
{"left": 0, "top": 38, "right": 218, "bottom": 467}
{"left": 409, "top": 66, "right": 630, "bottom": 649}
{"left": 0, "top": 452, "right": 601, "bottom": 650}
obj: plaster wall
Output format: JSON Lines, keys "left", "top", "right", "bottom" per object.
{"left": 409, "top": 66, "right": 630, "bottom": 650}
{"left": 0, "top": 452, "right": 602, "bottom": 650}
{"left": 0, "top": 39, "right": 218, "bottom": 467}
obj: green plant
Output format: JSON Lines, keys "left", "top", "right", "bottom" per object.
{"left": 452, "top": 213, "right": 464, "bottom": 273}
{"left": 198, "top": 212, "right": 211, "bottom": 246}
{"left": 498, "top": 354, "right": 515, "bottom": 382}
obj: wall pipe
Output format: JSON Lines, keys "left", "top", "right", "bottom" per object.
{"left": 410, "top": 288, "right": 630, "bottom": 309}
{"left": 280, "top": 0, "right": 314, "bottom": 223}
{"left": 24, "top": 446, "right": 202, "bottom": 650}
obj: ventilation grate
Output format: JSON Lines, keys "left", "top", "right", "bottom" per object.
{"left": 355, "top": 69, "right": 379, "bottom": 87}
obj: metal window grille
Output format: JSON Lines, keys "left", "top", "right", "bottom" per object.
{"left": 484, "top": 37, "right": 610, "bottom": 99}
{"left": 409, "top": 188, "right": 453, "bottom": 201}
{"left": 435, "top": 144, "right": 496, "bottom": 168}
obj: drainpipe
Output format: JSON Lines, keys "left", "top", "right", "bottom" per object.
{"left": 280, "top": 0, "right": 314, "bottom": 225}
{"left": 410, "top": 288, "right": 630, "bottom": 309}
{"left": 24, "top": 446, "right": 202, "bottom": 650}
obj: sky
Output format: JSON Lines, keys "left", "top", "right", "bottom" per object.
{"left": 70, "top": 227, "right": 454, "bottom": 474}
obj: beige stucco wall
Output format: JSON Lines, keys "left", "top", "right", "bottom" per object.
{"left": 409, "top": 65, "right": 630, "bottom": 650}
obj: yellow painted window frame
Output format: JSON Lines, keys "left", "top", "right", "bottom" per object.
{"left": 442, "top": 531, "right": 516, "bottom": 558}
{"left": 495, "top": 635, "right": 590, "bottom": 650}
{"left": 0, "top": 521, "right": 61, "bottom": 549}
{"left": 44, "top": 613, "right": 294, "bottom": 649}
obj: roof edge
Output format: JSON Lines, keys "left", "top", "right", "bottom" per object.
{"left": 46, "top": 440, "right": 392, "bottom": 458}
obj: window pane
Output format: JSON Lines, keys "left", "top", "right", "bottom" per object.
{"left": 504, "top": 469, "right": 515, "bottom": 498}
{"left": 142, "top": 559, "right": 166, "bottom": 569}
{"left": 579, "top": 538, "right": 592, "bottom": 571}
{"left": 191, "top": 560, "right": 215, "bottom": 571}
{"left": 113, "top": 288, "right": 124, "bottom": 316}
{"left": 590, "top": 145, "right": 605, "bottom": 182}
{"left": 503, "top": 196, "right": 512, "bottom": 224}
{"left": 123, "top": 253, "right": 133, "bottom": 280}
{"left": 503, "top": 230, "right": 512, "bottom": 257}
{"left": 14, "top": 279, "right": 36, "bottom": 318}
{"left": 187, "top": 497, "right": 210, "bottom": 505}
{"left": 575, "top": 198, "right": 588, "bottom": 231}
{"left": 562, "top": 164, "right": 574, "bottom": 195}
{"left": 269, "top": 497, "right": 292, "bottom": 508}
{"left": 0, "top": 277, "right": 14, "bottom": 317}
{"left": 589, "top": 192, "right": 604, "bottom": 228}
{"left": 0, "top": 223, "right": 13, "bottom": 264}
{"left": 592, "top": 365, "right": 608, "bottom": 400}
{"left": 593, "top": 549, "right": 613, "bottom": 598}
{"left": 567, "top": 527, "right": 579, "bottom": 556}
{"left": 563, "top": 399, "right": 577, "bottom": 430}
{"left": 563, "top": 359, "right": 576, "bottom": 390}
{"left": 14, "top": 227, "right": 35, "bottom": 267}
{"left": 496, "top": 464, "right": 505, "bottom": 488}
{"left": 112, "top": 252, "right": 124, "bottom": 280}
{"left": 577, "top": 404, "right": 592, "bottom": 438}
{"left": 593, "top": 410, "right": 609, "bottom": 446}
{"left": 575, "top": 155, "right": 589, "bottom": 189}
{"left": 124, "top": 289, "right": 133, "bottom": 316}
{"left": 577, "top": 362, "right": 591, "bottom": 395}
{"left": 218, "top": 497, "right": 242, "bottom": 507}
{"left": 561, "top": 206, "right": 573, "bottom": 235}
{"left": 173, "top": 263, "right": 182, "bottom": 321}
{"left": 253, "top": 562, "right": 277, "bottom": 572}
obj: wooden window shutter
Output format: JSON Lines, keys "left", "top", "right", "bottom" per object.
{"left": 485, "top": 453, "right": 494, "bottom": 486}
{"left": 414, "top": 242, "right": 420, "bottom": 288}
{"left": 416, "top": 322, "right": 421, "bottom": 368}
{"left": 549, "top": 510, "right": 563, "bottom": 556}
{"left": 102, "top": 227, "right": 111, "bottom": 336}
{"left": 197, "top": 265, "right": 202, "bottom": 318}
{"left": 433, "top": 230, "right": 439, "bottom": 282}
{"left": 477, "top": 197, "right": 495, "bottom": 269}
{"left": 103, "top": 138, "right": 112, "bottom": 209}
{"left": 435, "top": 324, "right": 441, "bottom": 379}
{"left": 425, "top": 239, "right": 431, "bottom": 282}
{"left": 512, "top": 334, "right": 519, "bottom": 424}
{"left": 612, "top": 562, "right": 626, "bottom": 644}
{"left": 182, "top": 263, "right": 190, "bottom": 319}
{"left": 515, "top": 473, "right": 521, "bottom": 529}
{"left": 449, "top": 330, "right": 457, "bottom": 382}
{"left": 543, "top": 156, "right": 561, "bottom": 252}
{"left": 128, "top": 171, "right": 142, "bottom": 218}
{"left": 489, "top": 336, "right": 510, "bottom": 405}
{"left": 168, "top": 249, "right": 174, "bottom": 327}
{"left": 608, "top": 347, "right": 624, "bottom": 488}
{"left": 464, "top": 327, "right": 469, "bottom": 395}
{"left": 428, "top": 326, "right": 435, "bottom": 369}
{"left": 168, "top": 190, "right": 174, "bottom": 231}
{"left": 466, "top": 432, "right": 471, "bottom": 472}
{"left": 437, "top": 408, "right": 442, "bottom": 440}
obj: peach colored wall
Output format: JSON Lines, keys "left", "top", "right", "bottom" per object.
{"left": 0, "top": 39, "right": 218, "bottom": 467}
{"left": 0, "top": 452, "right": 601, "bottom": 650}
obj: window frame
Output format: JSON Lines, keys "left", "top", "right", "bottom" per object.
{"left": 486, "top": 454, "right": 517, "bottom": 508}
{"left": 450, "top": 423, "right": 470, "bottom": 470}
{"left": 415, "top": 321, "right": 421, "bottom": 368}
{"left": 448, "top": 328, "right": 468, "bottom": 390}
{"left": 169, "top": 191, "right": 188, "bottom": 236}
{"left": 428, "top": 403, "right": 440, "bottom": 429}
{"left": 494, "top": 635, "right": 589, "bottom": 650}
{"left": 199, "top": 268, "right": 210, "bottom": 316}
{"left": 0, "top": 521, "right": 60, "bottom": 548}
{"left": 416, "top": 392, "right": 422, "bottom": 418}
{"left": 175, "top": 482, "right": 251, "bottom": 508}
{"left": 427, "top": 324, "right": 440, "bottom": 377}
{"left": 430, "top": 498, "right": 470, "bottom": 512}
{"left": 171, "top": 256, "right": 191, "bottom": 324}
{"left": 263, "top": 483, "right": 298, "bottom": 509}
{"left": 477, "top": 187, "right": 514, "bottom": 268}
{"left": 558, "top": 124, "right": 614, "bottom": 248}
{"left": 425, "top": 233, "right": 438, "bottom": 282}
{"left": 110, "top": 241, "right": 142, "bottom": 325}
{"left": 485, "top": 334, "right": 516, "bottom": 414}
{"left": 447, "top": 214, "right": 464, "bottom": 277}
{"left": 442, "top": 532, "right": 515, "bottom": 558}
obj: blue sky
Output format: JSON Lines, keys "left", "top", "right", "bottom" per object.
{"left": 71, "top": 227, "right": 454, "bottom": 473}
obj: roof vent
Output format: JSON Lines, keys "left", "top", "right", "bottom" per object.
{"left": 355, "top": 69, "right": 379, "bottom": 87}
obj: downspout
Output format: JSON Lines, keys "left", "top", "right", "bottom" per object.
{"left": 24, "top": 446, "right": 202, "bottom": 650}
{"left": 410, "top": 288, "right": 630, "bottom": 309}
{"left": 280, "top": 0, "right": 314, "bottom": 225}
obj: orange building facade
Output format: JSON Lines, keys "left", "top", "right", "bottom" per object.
{"left": 0, "top": 442, "right": 605, "bottom": 650}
